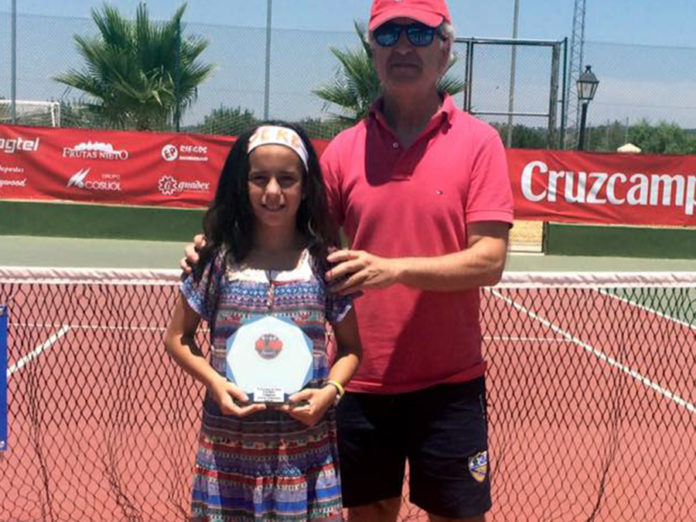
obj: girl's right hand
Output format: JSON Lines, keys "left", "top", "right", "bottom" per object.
{"left": 208, "top": 375, "right": 266, "bottom": 417}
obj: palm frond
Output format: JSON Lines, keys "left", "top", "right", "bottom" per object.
{"left": 53, "top": 1, "right": 211, "bottom": 130}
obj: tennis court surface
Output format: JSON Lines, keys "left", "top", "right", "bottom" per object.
{"left": 1, "top": 265, "right": 694, "bottom": 521}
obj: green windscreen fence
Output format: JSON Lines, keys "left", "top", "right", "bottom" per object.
{"left": 1, "top": 268, "right": 695, "bottom": 521}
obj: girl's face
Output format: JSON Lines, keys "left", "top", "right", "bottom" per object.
{"left": 247, "top": 144, "right": 304, "bottom": 232}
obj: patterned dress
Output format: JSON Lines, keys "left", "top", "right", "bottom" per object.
{"left": 181, "top": 249, "right": 350, "bottom": 522}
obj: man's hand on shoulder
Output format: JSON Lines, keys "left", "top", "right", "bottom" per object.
{"left": 180, "top": 234, "right": 207, "bottom": 275}
{"left": 325, "top": 249, "right": 401, "bottom": 296}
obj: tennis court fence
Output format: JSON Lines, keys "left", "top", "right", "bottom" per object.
{"left": 1, "top": 267, "right": 695, "bottom": 521}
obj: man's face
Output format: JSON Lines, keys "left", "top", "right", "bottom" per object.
{"left": 371, "top": 17, "right": 451, "bottom": 94}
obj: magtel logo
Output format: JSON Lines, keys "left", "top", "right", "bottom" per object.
{"left": 62, "top": 141, "right": 129, "bottom": 160}
{"left": 0, "top": 136, "right": 40, "bottom": 154}
{"left": 67, "top": 168, "right": 121, "bottom": 192}
{"left": 158, "top": 175, "right": 210, "bottom": 196}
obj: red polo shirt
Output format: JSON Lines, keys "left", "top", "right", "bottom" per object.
{"left": 321, "top": 94, "right": 514, "bottom": 394}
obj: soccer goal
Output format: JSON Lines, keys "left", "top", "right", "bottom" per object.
{"left": 0, "top": 100, "right": 61, "bottom": 127}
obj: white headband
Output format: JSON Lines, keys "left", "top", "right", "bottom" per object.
{"left": 247, "top": 125, "right": 309, "bottom": 171}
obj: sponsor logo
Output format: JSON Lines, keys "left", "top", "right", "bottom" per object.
{"left": 157, "top": 175, "right": 210, "bottom": 196}
{"left": 468, "top": 451, "right": 488, "bottom": 483}
{"left": 0, "top": 177, "right": 27, "bottom": 188}
{"left": 67, "top": 168, "right": 121, "bottom": 192}
{"left": 62, "top": 141, "right": 129, "bottom": 160}
{"left": 161, "top": 143, "right": 209, "bottom": 162}
{"left": 161, "top": 144, "right": 178, "bottom": 162}
{"left": 0, "top": 165, "right": 24, "bottom": 175}
{"left": 255, "top": 333, "right": 283, "bottom": 360}
{"left": 0, "top": 136, "right": 40, "bottom": 154}
{"left": 0, "top": 164, "right": 27, "bottom": 188}
{"left": 521, "top": 160, "right": 696, "bottom": 216}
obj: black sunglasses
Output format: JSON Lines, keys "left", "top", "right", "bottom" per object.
{"left": 373, "top": 21, "right": 446, "bottom": 48}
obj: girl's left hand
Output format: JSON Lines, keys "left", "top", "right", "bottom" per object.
{"left": 280, "top": 386, "right": 337, "bottom": 427}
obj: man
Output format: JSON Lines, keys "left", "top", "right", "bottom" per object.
{"left": 185, "top": 1, "right": 513, "bottom": 520}
{"left": 320, "top": 0, "right": 513, "bottom": 520}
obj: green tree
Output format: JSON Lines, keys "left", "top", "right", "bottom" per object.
{"left": 493, "top": 124, "right": 548, "bottom": 149}
{"left": 585, "top": 120, "right": 630, "bottom": 152}
{"left": 186, "top": 106, "right": 258, "bottom": 136}
{"left": 54, "top": 3, "right": 213, "bottom": 131}
{"left": 295, "top": 117, "right": 351, "bottom": 140}
{"left": 628, "top": 120, "right": 696, "bottom": 154}
{"left": 59, "top": 100, "right": 112, "bottom": 129}
{"left": 313, "top": 22, "right": 465, "bottom": 125}
{"left": 0, "top": 97, "right": 8, "bottom": 123}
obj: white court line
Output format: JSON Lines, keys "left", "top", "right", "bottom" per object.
{"left": 12, "top": 322, "right": 167, "bottom": 333}
{"left": 7, "top": 325, "right": 71, "bottom": 377}
{"left": 487, "top": 288, "right": 696, "bottom": 415}
{"left": 13, "top": 322, "right": 211, "bottom": 335}
{"left": 598, "top": 289, "right": 696, "bottom": 332}
{"left": 484, "top": 335, "right": 574, "bottom": 343}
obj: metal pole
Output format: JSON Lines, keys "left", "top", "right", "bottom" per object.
{"left": 505, "top": 0, "right": 520, "bottom": 148}
{"left": 11, "top": 0, "right": 17, "bottom": 123}
{"left": 263, "top": 0, "right": 272, "bottom": 120}
{"left": 578, "top": 101, "right": 588, "bottom": 150}
{"left": 174, "top": 16, "right": 181, "bottom": 132}
{"left": 559, "top": 37, "right": 568, "bottom": 148}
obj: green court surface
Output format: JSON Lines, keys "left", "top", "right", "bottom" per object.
{"left": 1, "top": 235, "right": 695, "bottom": 271}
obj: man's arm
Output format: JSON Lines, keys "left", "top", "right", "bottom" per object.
{"left": 325, "top": 221, "right": 509, "bottom": 295}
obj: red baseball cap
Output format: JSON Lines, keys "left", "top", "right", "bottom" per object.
{"left": 369, "top": 0, "right": 452, "bottom": 31}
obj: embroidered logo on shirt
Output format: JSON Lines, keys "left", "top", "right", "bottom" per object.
{"left": 468, "top": 451, "right": 488, "bottom": 483}
{"left": 255, "top": 333, "right": 284, "bottom": 360}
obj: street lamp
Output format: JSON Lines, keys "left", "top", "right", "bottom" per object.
{"left": 577, "top": 65, "right": 599, "bottom": 151}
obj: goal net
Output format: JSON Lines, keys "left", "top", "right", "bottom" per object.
{"left": 0, "top": 100, "right": 61, "bottom": 127}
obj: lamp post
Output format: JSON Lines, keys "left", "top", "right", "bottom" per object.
{"left": 577, "top": 65, "right": 599, "bottom": 151}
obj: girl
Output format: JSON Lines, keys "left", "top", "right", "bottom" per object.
{"left": 165, "top": 122, "right": 361, "bottom": 522}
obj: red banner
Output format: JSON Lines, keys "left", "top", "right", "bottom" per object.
{"left": 0, "top": 124, "right": 235, "bottom": 208}
{"left": 1, "top": 124, "right": 695, "bottom": 226}
{"left": 509, "top": 149, "right": 696, "bottom": 226}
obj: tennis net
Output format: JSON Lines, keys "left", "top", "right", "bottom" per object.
{"left": 1, "top": 267, "right": 695, "bottom": 521}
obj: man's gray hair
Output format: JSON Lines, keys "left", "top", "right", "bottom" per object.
{"left": 439, "top": 22, "right": 455, "bottom": 41}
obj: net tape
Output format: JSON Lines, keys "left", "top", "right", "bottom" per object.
{"left": 1, "top": 267, "right": 695, "bottom": 521}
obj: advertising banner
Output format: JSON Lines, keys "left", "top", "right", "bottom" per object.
{"left": 509, "top": 149, "right": 696, "bottom": 226}
{"left": 0, "top": 124, "right": 231, "bottom": 208}
{"left": 2, "top": 123, "right": 695, "bottom": 226}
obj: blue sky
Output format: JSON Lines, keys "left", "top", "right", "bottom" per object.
{"left": 2, "top": 1, "right": 696, "bottom": 128}
{"left": 6, "top": 0, "right": 696, "bottom": 48}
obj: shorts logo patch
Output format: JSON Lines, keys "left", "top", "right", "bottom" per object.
{"left": 468, "top": 451, "right": 488, "bottom": 483}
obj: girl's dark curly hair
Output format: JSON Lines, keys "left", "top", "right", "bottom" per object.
{"left": 194, "top": 121, "right": 339, "bottom": 280}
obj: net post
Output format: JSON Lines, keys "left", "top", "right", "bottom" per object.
{"left": 0, "top": 305, "right": 7, "bottom": 453}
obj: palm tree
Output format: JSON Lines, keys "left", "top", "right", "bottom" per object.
{"left": 54, "top": 3, "right": 213, "bottom": 131}
{"left": 314, "top": 22, "right": 465, "bottom": 126}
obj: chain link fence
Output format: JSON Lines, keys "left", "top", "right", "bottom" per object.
{"left": 2, "top": 12, "right": 696, "bottom": 145}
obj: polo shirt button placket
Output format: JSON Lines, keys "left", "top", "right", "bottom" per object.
{"left": 392, "top": 142, "right": 399, "bottom": 149}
